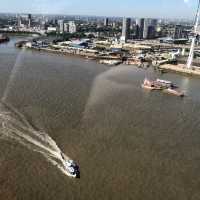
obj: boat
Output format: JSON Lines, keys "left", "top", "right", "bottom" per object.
{"left": 142, "top": 78, "right": 163, "bottom": 90}
{"left": 99, "top": 59, "right": 122, "bottom": 66}
{"left": 156, "top": 79, "right": 175, "bottom": 88}
{"left": 0, "top": 34, "right": 9, "bottom": 43}
{"left": 156, "top": 79, "right": 172, "bottom": 85}
{"left": 142, "top": 78, "right": 185, "bottom": 97}
{"left": 142, "top": 84, "right": 156, "bottom": 90}
{"left": 61, "top": 154, "right": 80, "bottom": 178}
{"left": 64, "top": 159, "right": 80, "bottom": 178}
{"left": 163, "top": 88, "right": 184, "bottom": 97}
{"left": 15, "top": 40, "right": 29, "bottom": 48}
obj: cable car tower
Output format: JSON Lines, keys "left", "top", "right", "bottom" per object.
{"left": 186, "top": 0, "right": 200, "bottom": 69}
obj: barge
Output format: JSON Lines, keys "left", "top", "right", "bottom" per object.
{"left": 142, "top": 78, "right": 185, "bottom": 97}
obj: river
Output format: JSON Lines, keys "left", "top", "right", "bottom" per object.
{"left": 0, "top": 36, "right": 200, "bottom": 200}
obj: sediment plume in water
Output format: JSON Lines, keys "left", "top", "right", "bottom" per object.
{"left": 0, "top": 101, "right": 70, "bottom": 177}
{"left": 84, "top": 66, "right": 135, "bottom": 111}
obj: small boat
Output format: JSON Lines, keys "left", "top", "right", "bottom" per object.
{"left": 99, "top": 59, "right": 122, "bottom": 66}
{"left": 156, "top": 79, "right": 172, "bottom": 85}
{"left": 156, "top": 79, "right": 175, "bottom": 88}
{"left": 64, "top": 160, "right": 80, "bottom": 178}
{"left": 64, "top": 159, "right": 80, "bottom": 178}
{"left": 142, "top": 78, "right": 163, "bottom": 90}
{"left": 163, "top": 88, "right": 184, "bottom": 97}
{"left": 0, "top": 34, "right": 9, "bottom": 43}
{"left": 61, "top": 154, "right": 80, "bottom": 178}
{"left": 141, "top": 84, "right": 156, "bottom": 90}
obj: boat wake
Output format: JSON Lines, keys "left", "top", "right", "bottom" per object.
{"left": 0, "top": 101, "right": 71, "bottom": 177}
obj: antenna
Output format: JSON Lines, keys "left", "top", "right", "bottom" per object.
{"left": 186, "top": 0, "right": 200, "bottom": 69}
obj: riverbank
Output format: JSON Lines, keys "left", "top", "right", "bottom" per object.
{"left": 25, "top": 46, "right": 124, "bottom": 66}
{"left": 0, "top": 30, "right": 42, "bottom": 36}
{"left": 159, "top": 64, "right": 200, "bottom": 77}
{"left": 29, "top": 46, "right": 88, "bottom": 59}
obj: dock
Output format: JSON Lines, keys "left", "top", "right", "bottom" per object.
{"left": 159, "top": 64, "right": 200, "bottom": 76}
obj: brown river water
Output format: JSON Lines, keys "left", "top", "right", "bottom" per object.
{"left": 0, "top": 36, "right": 200, "bottom": 200}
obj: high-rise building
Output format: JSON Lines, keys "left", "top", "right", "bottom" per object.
{"left": 136, "top": 18, "right": 157, "bottom": 39}
{"left": 151, "top": 19, "right": 157, "bottom": 27}
{"left": 58, "top": 20, "right": 64, "bottom": 33}
{"left": 104, "top": 18, "right": 109, "bottom": 26}
{"left": 136, "top": 18, "right": 145, "bottom": 39}
{"left": 174, "top": 25, "right": 185, "bottom": 39}
{"left": 143, "top": 19, "right": 151, "bottom": 39}
{"left": 64, "top": 23, "right": 69, "bottom": 33}
{"left": 112, "top": 22, "right": 116, "bottom": 28}
{"left": 121, "top": 17, "right": 131, "bottom": 43}
{"left": 17, "top": 15, "right": 22, "bottom": 28}
{"left": 68, "top": 21, "right": 77, "bottom": 33}
{"left": 147, "top": 26, "right": 156, "bottom": 39}
{"left": 28, "top": 14, "right": 32, "bottom": 28}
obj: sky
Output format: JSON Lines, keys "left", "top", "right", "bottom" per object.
{"left": 0, "top": 0, "right": 198, "bottom": 19}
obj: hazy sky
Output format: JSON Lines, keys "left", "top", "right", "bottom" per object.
{"left": 0, "top": 0, "right": 198, "bottom": 18}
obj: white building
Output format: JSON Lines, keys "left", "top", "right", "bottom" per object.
{"left": 68, "top": 21, "right": 77, "bottom": 33}
{"left": 143, "top": 19, "right": 150, "bottom": 39}
{"left": 47, "top": 27, "right": 57, "bottom": 33}
{"left": 120, "top": 17, "right": 131, "bottom": 43}
{"left": 64, "top": 23, "right": 69, "bottom": 33}
{"left": 58, "top": 20, "right": 64, "bottom": 33}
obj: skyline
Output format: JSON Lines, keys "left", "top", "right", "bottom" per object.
{"left": 0, "top": 0, "right": 198, "bottom": 19}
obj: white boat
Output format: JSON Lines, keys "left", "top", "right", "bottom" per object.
{"left": 142, "top": 84, "right": 156, "bottom": 90}
{"left": 65, "top": 160, "right": 80, "bottom": 178}
{"left": 156, "top": 79, "right": 172, "bottom": 85}
{"left": 142, "top": 78, "right": 162, "bottom": 90}
{"left": 61, "top": 154, "right": 80, "bottom": 178}
{"left": 99, "top": 59, "right": 121, "bottom": 66}
{"left": 64, "top": 159, "right": 80, "bottom": 178}
{"left": 156, "top": 79, "right": 174, "bottom": 87}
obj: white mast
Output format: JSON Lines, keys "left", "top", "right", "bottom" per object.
{"left": 186, "top": 0, "right": 200, "bottom": 69}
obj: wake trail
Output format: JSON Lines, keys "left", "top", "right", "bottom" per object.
{"left": 1, "top": 101, "right": 34, "bottom": 130}
{"left": 0, "top": 104, "right": 71, "bottom": 177}
{"left": 0, "top": 47, "right": 73, "bottom": 177}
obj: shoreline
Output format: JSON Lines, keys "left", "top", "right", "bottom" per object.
{"left": 28, "top": 46, "right": 98, "bottom": 60}
{"left": 24, "top": 46, "right": 125, "bottom": 66}
{"left": 0, "top": 30, "right": 42, "bottom": 36}
{"left": 159, "top": 64, "right": 200, "bottom": 77}
{"left": 18, "top": 45, "right": 200, "bottom": 77}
